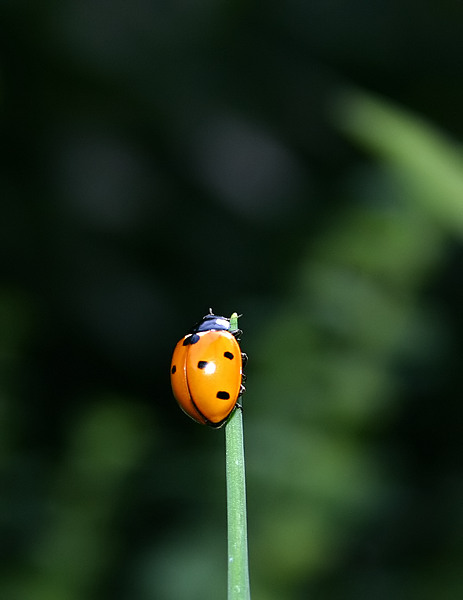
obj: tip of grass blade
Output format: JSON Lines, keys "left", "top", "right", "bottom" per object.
{"left": 230, "top": 312, "right": 239, "bottom": 330}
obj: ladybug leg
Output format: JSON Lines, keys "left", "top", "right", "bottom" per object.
{"left": 239, "top": 353, "right": 247, "bottom": 396}
{"left": 231, "top": 328, "right": 243, "bottom": 340}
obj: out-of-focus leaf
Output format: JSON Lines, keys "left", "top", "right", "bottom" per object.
{"left": 332, "top": 89, "right": 463, "bottom": 235}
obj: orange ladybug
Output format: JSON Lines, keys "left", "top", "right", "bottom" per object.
{"left": 170, "top": 311, "right": 246, "bottom": 427}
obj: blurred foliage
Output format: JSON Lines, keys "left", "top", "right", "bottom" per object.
{"left": 1, "top": 2, "right": 462, "bottom": 600}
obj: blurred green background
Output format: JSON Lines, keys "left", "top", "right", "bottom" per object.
{"left": 1, "top": 2, "right": 462, "bottom": 599}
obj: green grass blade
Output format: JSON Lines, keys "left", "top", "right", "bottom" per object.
{"left": 225, "top": 312, "right": 250, "bottom": 599}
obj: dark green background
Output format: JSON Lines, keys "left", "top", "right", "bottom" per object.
{"left": 1, "top": 2, "right": 462, "bottom": 599}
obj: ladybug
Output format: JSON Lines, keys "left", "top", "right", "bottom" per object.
{"left": 170, "top": 311, "right": 246, "bottom": 427}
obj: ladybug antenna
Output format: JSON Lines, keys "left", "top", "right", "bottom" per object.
{"left": 208, "top": 307, "right": 214, "bottom": 315}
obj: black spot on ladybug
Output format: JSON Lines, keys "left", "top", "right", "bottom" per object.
{"left": 217, "top": 391, "right": 230, "bottom": 400}
{"left": 171, "top": 365, "right": 176, "bottom": 374}
{"left": 197, "top": 361, "right": 208, "bottom": 369}
{"left": 183, "top": 333, "right": 200, "bottom": 346}
{"left": 223, "top": 351, "right": 234, "bottom": 360}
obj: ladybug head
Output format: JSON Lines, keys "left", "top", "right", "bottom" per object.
{"left": 189, "top": 312, "right": 230, "bottom": 333}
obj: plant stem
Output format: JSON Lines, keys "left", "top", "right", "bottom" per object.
{"left": 225, "top": 313, "right": 250, "bottom": 599}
